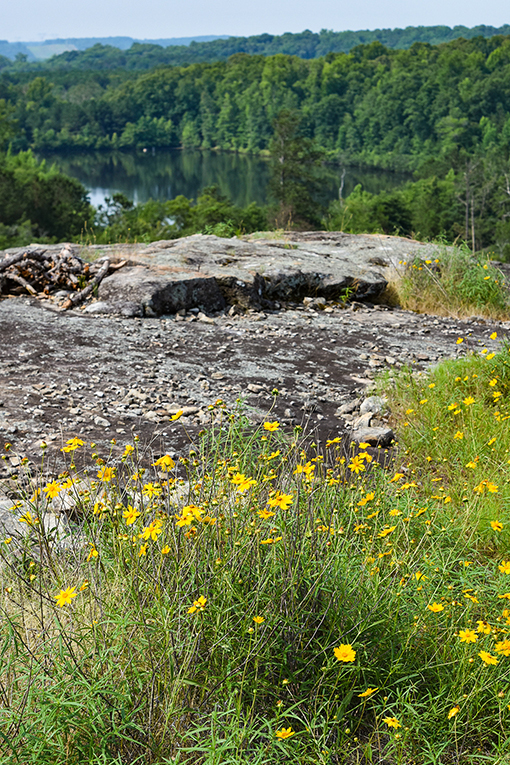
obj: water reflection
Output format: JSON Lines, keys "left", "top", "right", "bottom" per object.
{"left": 40, "top": 149, "right": 410, "bottom": 208}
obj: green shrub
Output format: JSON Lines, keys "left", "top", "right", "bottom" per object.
{"left": 396, "top": 244, "right": 510, "bottom": 318}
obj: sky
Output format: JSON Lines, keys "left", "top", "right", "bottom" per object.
{"left": 3, "top": 0, "right": 510, "bottom": 42}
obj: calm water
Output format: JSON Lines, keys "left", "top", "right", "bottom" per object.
{"left": 41, "top": 149, "right": 410, "bottom": 209}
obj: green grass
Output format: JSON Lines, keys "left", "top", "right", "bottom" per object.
{"left": 1, "top": 368, "right": 510, "bottom": 762}
{"left": 393, "top": 244, "right": 510, "bottom": 319}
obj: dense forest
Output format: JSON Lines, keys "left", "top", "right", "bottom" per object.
{"left": 2, "top": 24, "right": 510, "bottom": 70}
{"left": 3, "top": 33, "right": 510, "bottom": 255}
{"left": 2, "top": 35, "right": 510, "bottom": 169}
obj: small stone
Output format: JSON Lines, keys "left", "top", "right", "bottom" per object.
{"left": 83, "top": 301, "right": 113, "bottom": 314}
{"left": 335, "top": 400, "right": 358, "bottom": 416}
{"left": 144, "top": 410, "right": 161, "bottom": 422}
{"left": 360, "top": 396, "right": 386, "bottom": 415}
{"left": 351, "top": 426, "right": 394, "bottom": 447}
{"left": 93, "top": 416, "right": 111, "bottom": 427}
{"left": 197, "top": 312, "right": 216, "bottom": 324}
{"left": 167, "top": 405, "right": 199, "bottom": 416}
{"left": 352, "top": 412, "right": 373, "bottom": 430}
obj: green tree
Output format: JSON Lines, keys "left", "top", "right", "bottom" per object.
{"left": 0, "top": 151, "right": 93, "bottom": 246}
{"left": 268, "top": 109, "right": 323, "bottom": 227}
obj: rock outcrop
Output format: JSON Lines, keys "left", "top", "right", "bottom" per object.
{"left": 77, "top": 231, "right": 437, "bottom": 316}
{"left": 0, "top": 231, "right": 445, "bottom": 318}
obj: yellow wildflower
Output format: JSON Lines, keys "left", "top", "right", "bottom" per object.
{"left": 43, "top": 480, "right": 61, "bottom": 498}
{"left": 140, "top": 519, "right": 163, "bottom": 541}
{"left": 479, "top": 650, "right": 498, "bottom": 665}
{"left": 267, "top": 492, "right": 293, "bottom": 510}
{"left": 175, "top": 505, "right": 203, "bottom": 526}
{"left": 62, "top": 437, "right": 84, "bottom": 453}
{"left": 142, "top": 482, "right": 162, "bottom": 498}
{"left": 378, "top": 526, "right": 396, "bottom": 538}
{"left": 495, "top": 639, "right": 510, "bottom": 656}
{"left": 383, "top": 717, "right": 401, "bottom": 728}
{"left": 458, "top": 629, "right": 477, "bottom": 643}
{"left": 188, "top": 595, "right": 207, "bottom": 614}
{"left": 123, "top": 506, "right": 141, "bottom": 525}
{"left": 358, "top": 687, "right": 378, "bottom": 698}
{"left": 333, "top": 644, "right": 356, "bottom": 662}
{"left": 153, "top": 455, "right": 175, "bottom": 471}
{"left": 275, "top": 727, "right": 295, "bottom": 739}
{"left": 97, "top": 467, "right": 114, "bottom": 482}
{"left": 231, "top": 473, "right": 257, "bottom": 492}
{"left": 19, "top": 510, "right": 37, "bottom": 526}
{"left": 349, "top": 455, "right": 365, "bottom": 474}
{"left": 55, "top": 586, "right": 77, "bottom": 607}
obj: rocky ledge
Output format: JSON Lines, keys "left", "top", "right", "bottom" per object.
{"left": 1, "top": 231, "right": 442, "bottom": 318}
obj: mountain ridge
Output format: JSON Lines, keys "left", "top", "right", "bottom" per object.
{"left": 2, "top": 24, "right": 510, "bottom": 65}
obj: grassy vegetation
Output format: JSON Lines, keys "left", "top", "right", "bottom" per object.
{"left": 391, "top": 245, "right": 510, "bottom": 320}
{"left": 2, "top": 337, "right": 510, "bottom": 762}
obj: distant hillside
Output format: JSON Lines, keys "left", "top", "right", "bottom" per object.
{"left": 2, "top": 24, "right": 510, "bottom": 69}
{"left": 0, "top": 35, "right": 228, "bottom": 62}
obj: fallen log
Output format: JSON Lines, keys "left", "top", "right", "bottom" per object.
{"left": 60, "top": 259, "right": 110, "bottom": 311}
{"left": 7, "top": 272, "right": 38, "bottom": 296}
{"left": 0, "top": 249, "right": 50, "bottom": 271}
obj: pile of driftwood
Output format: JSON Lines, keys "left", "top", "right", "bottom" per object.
{"left": 0, "top": 245, "right": 120, "bottom": 311}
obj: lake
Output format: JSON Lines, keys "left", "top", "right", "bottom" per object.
{"left": 40, "top": 148, "right": 410, "bottom": 209}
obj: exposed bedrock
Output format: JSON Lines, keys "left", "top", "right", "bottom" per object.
{"left": 87, "top": 231, "right": 418, "bottom": 316}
